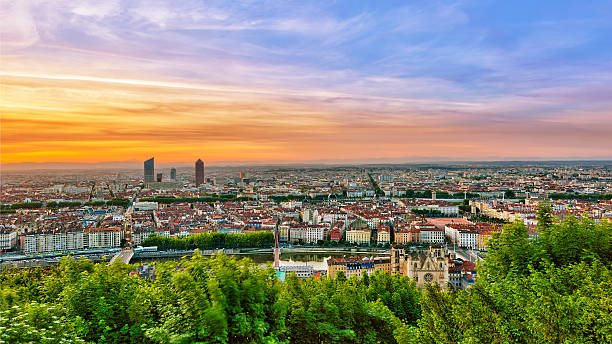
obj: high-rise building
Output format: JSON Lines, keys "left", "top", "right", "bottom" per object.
{"left": 170, "top": 168, "right": 176, "bottom": 180}
{"left": 156, "top": 173, "right": 163, "bottom": 182}
{"left": 195, "top": 159, "right": 204, "bottom": 186}
{"left": 144, "top": 157, "right": 154, "bottom": 185}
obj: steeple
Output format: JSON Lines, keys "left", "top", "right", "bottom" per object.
{"left": 274, "top": 216, "right": 280, "bottom": 268}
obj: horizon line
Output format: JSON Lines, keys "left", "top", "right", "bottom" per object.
{"left": 2, "top": 158, "right": 611, "bottom": 172}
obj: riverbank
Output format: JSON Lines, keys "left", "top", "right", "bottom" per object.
{"left": 131, "top": 246, "right": 390, "bottom": 261}
{"left": 0, "top": 252, "right": 116, "bottom": 270}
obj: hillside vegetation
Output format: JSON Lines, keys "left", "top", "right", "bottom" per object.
{"left": 1, "top": 211, "right": 610, "bottom": 343}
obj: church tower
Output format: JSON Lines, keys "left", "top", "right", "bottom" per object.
{"left": 274, "top": 217, "right": 280, "bottom": 268}
{"left": 404, "top": 245, "right": 450, "bottom": 289}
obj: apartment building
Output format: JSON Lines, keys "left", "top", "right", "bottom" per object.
{"left": 0, "top": 231, "right": 17, "bottom": 250}
{"left": 23, "top": 231, "right": 89, "bottom": 254}
{"left": 290, "top": 225, "right": 325, "bottom": 243}
{"left": 445, "top": 224, "right": 479, "bottom": 249}
{"left": 327, "top": 257, "right": 375, "bottom": 278}
{"left": 85, "top": 227, "right": 124, "bottom": 248}
{"left": 376, "top": 227, "right": 390, "bottom": 243}
{"left": 345, "top": 229, "right": 371, "bottom": 245}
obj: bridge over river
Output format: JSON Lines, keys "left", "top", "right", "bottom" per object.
{"left": 110, "top": 249, "right": 134, "bottom": 264}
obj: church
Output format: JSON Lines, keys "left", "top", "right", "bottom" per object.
{"left": 391, "top": 244, "right": 453, "bottom": 289}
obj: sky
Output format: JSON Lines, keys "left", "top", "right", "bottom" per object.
{"left": 1, "top": 0, "right": 612, "bottom": 166}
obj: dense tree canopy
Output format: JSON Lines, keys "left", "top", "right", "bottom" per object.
{"left": 411, "top": 209, "right": 448, "bottom": 218}
{"left": 402, "top": 190, "right": 480, "bottom": 199}
{"left": 0, "top": 215, "right": 610, "bottom": 343}
{"left": 142, "top": 231, "right": 275, "bottom": 250}
{"left": 138, "top": 195, "right": 253, "bottom": 204}
{"left": 549, "top": 192, "right": 612, "bottom": 201}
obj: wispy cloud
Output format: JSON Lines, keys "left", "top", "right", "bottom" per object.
{"left": 1, "top": 0, "right": 612, "bottom": 163}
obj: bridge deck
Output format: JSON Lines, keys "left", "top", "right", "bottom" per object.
{"left": 110, "top": 250, "right": 134, "bottom": 264}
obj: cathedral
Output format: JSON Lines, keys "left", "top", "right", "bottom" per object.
{"left": 391, "top": 244, "right": 453, "bottom": 289}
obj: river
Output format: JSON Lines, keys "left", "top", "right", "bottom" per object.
{"left": 132, "top": 249, "right": 391, "bottom": 271}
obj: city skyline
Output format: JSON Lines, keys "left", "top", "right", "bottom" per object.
{"left": 2, "top": 1, "right": 612, "bottom": 165}
{"left": 3, "top": 157, "right": 612, "bottom": 172}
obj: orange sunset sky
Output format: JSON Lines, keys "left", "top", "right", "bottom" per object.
{"left": 1, "top": 1, "right": 611, "bottom": 166}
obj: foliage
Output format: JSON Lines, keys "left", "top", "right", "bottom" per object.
{"left": 368, "top": 173, "right": 385, "bottom": 197}
{"left": 106, "top": 198, "right": 131, "bottom": 207}
{"left": 283, "top": 275, "right": 395, "bottom": 343}
{"left": 269, "top": 194, "right": 343, "bottom": 203}
{"left": 412, "top": 260, "right": 611, "bottom": 344}
{"left": 1, "top": 202, "right": 44, "bottom": 210}
{"left": 139, "top": 195, "right": 253, "bottom": 204}
{"left": 481, "top": 217, "right": 611, "bottom": 281}
{"left": 0, "top": 302, "right": 87, "bottom": 344}
{"left": 269, "top": 194, "right": 308, "bottom": 202}
{"left": 148, "top": 254, "right": 285, "bottom": 343}
{"left": 47, "top": 201, "right": 83, "bottom": 209}
{"left": 549, "top": 192, "right": 612, "bottom": 201}
{"left": 403, "top": 190, "right": 480, "bottom": 199}
{"left": 535, "top": 202, "right": 554, "bottom": 232}
{"left": 4, "top": 198, "right": 129, "bottom": 211}
{"left": 407, "top": 216, "right": 612, "bottom": 343}
{"left": 142, "top": 231, "right": 275, "bottom": 250}
{"left": 468, "top": 214, "right": 509, "bottom": 224}
{"left": 458, "top": 199, "right": 471, "bottom": 213}
{"left": 0, "top": 253, "right": 422, "bottom": 344}
{"left": 0, "top": 216, "right": 610, "bottom": 344}
{"left": 411, "top": 209, "right": 449, "bottom": 218}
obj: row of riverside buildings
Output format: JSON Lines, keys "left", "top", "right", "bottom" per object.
{"left": 277, "top": 218, "right": 497, "bottom": 250}
{"left": 18, "top": 219, "right": 496, "bottom": 254}
{"left": 22, "top": 227, "right": 123, "bottom": 254}
{"left": 327, "top": 256, "right": 391, "bottom": 278}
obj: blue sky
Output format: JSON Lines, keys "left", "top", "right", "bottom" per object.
{"left": 1, "top": 0, "right": 611, "bottom": 163}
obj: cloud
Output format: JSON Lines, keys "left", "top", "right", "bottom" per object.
{"left": 70, "top": 0, "right": 121, "bottom": 18}
{"left": 391, "top": 2, "right": 469, "bottom": 33}
{"left": 0, "top": 0, "right": 39, "bottom": 49}
{"left": 1, "top": 0, "right": 612, "bottom": 163}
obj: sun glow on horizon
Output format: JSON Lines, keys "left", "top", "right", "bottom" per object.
{"left": 2, "top": 0, "right": 612, "bottom": 164}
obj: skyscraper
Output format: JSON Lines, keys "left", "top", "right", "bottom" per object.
{"left": 170, "top": 168, "right": 176, "bottom": 180}
{"left": 195, "top": 159, "right": 204, "bottom": 186}
{"left": 144, "top": 157, "right": 154, "bottom": 185}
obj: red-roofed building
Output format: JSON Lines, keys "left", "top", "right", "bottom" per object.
{"left": 329, "top": 222, "right": 344, "bottom": 241}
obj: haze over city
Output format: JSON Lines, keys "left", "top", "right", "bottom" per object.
{"left": 2, "top": 0, "right": 612, "bottom": 167}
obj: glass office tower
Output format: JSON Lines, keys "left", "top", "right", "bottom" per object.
{"left": 144, "top": 157, "right": 154, "bottom": 185}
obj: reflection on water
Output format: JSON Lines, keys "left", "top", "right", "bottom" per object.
{"left": 137, "top": 251, "right": 389, "bottom": 271}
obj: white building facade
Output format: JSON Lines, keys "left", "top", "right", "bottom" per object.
{"left": 0, "top": 231, "right": 17, "bottom": 250}
{"left": 290, "top": 225, "right": 325, "bottom": 243}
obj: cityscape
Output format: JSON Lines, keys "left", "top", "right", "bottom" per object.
{"left": 1, "top": 160, "right": 610, "bottom": 293}
{"left": 2, "top": 0, "right": 612, "bottom": 343}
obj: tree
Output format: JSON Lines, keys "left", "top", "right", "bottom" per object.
{"left": 2, "top": 216, "right": 609, "bottom": 344}
{"left": 0, "top": 302, "right": 87, "bottom": 344}
{"left": 481, "top": 221, "right": 536, "bottom": 281}
{"left": 536, "top": 202, "right": 554, "bottom": 233}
